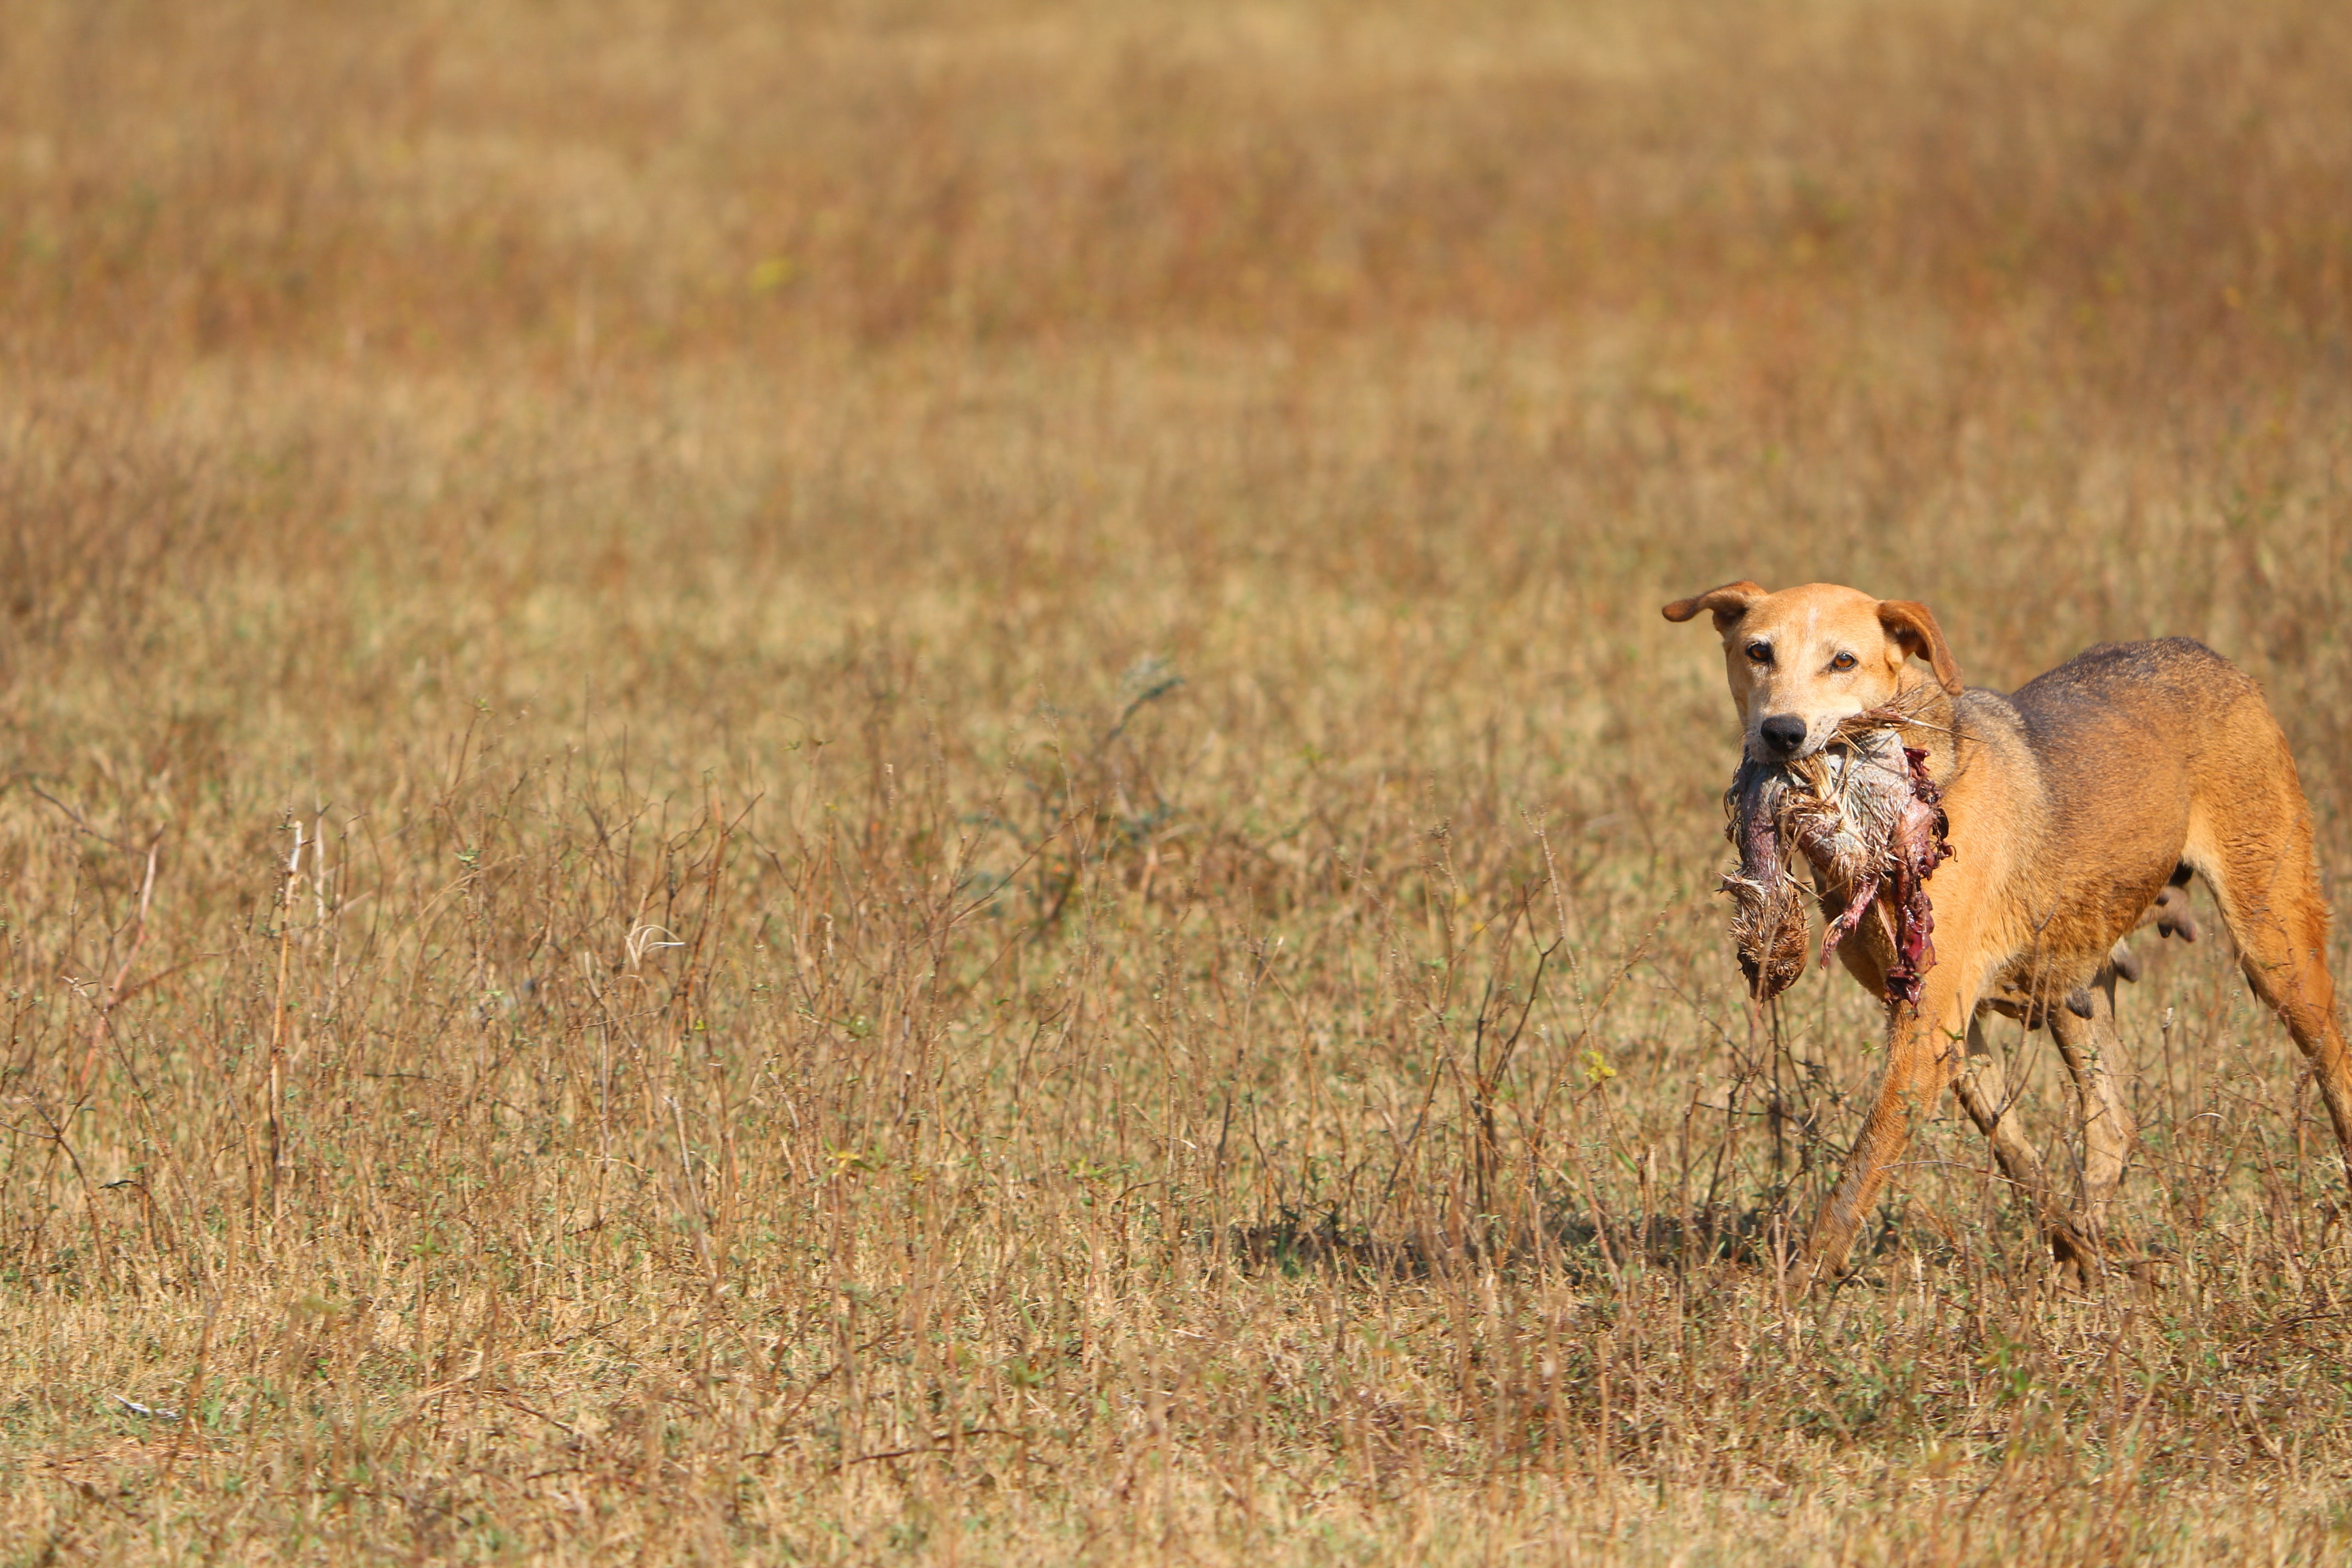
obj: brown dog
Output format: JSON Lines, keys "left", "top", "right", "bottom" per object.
{"left": 1664, "top": 581, "right": 2352, "bottom": 1281}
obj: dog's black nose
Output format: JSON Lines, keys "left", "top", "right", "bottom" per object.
{"left": 1759, "top": 715, "right": 1808, "bottom": 757}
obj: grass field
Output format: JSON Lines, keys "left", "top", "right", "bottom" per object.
{"left": 5, "top": 1, "right": 2352, "bottom": 1561}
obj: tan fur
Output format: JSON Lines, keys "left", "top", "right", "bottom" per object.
{"left": 1664, "top": 581, "right": 2352, "bottom": 1283}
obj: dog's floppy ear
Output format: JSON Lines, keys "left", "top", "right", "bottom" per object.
{"left": 1878, "top": 600, "right": 1963, "bottom": 694}
{"left": 1661, "top": 581, "right": 1767, "bottom": 633}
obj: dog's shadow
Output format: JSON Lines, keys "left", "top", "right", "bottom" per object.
{"left": 1226, "top": 1198, "right": 2149, "bottom": 1289}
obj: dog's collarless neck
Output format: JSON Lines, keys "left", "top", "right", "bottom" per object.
{"left": 1895, "top": 679, "right": 1962, "bottom": 784}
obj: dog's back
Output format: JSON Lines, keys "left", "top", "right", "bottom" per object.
{"left": 1971, "top": 636, "right": 2308, "bottom": 998}
{"left": 2012, "top": 638, "right": 2262, "bottom": 773}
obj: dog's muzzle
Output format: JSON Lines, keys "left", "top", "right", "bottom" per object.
{"left": 1758, "top": 715, "right": 1808, "bottom": 757}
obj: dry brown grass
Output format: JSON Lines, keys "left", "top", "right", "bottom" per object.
{"left": 3, "top": 1, "right": 2352, "bottom": 1561}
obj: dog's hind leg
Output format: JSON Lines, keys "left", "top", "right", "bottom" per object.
{"left": 2192, "top": 791, "right": 2352, "bottom": 1179}
{"left": 2049, "top": 965, "right": 2136, "bottom": 1234}
{"left": 1953, "top": 1009, "right": 2102, "bottom": 1277}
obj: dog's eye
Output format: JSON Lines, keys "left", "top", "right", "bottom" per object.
{"left": 1744, "top": 641, "right": 1772, "bottom": 666}
{"left": 1830, "top": 651, "right": 1857, "bottom": 672}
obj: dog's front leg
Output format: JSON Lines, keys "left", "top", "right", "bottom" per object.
{"left": 1953, "top": 1009, "right": 2103, "bottom": 1281}
{"left": 1799, "top": 975, "right": 1969, "bottom": 1284}
{"left": 2052, "top": 964, "right": 2137, "bottom": 1237}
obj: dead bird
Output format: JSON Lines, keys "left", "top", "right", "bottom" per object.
{"left": 1721, "top": 702, "right": 1952, "bottom": 1007}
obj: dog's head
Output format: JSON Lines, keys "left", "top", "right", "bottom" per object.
{"left": 1661, "top": 581, "right": 1961, "bottom": 762}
